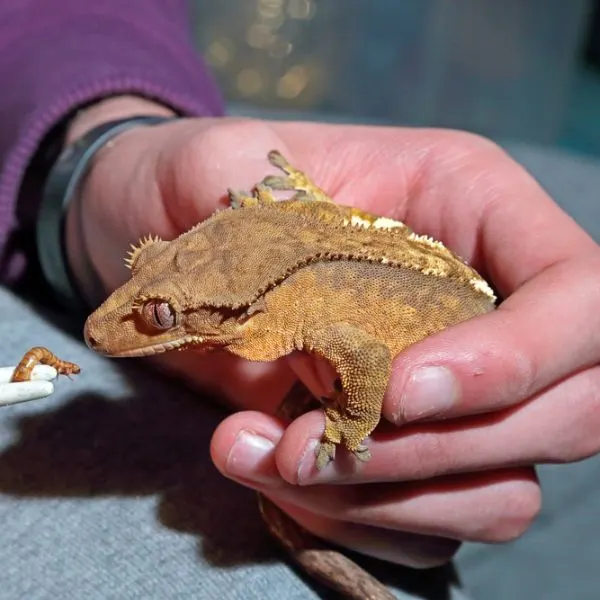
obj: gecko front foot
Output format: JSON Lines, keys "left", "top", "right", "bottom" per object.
{"left": 316, "top": 440, "right": 337, "bottom": 470}
{"left": 317, "top": 409, "right": 376, "bottom": 470}
{"left": 227, "top": 189, "right": 249, "bottom": 209}
{"left": 315, "top": 426, "right": 372, "bottom": 470}
{"left": 263, "top": 150, "right": 333, "bottom": 203}
{"left": 228, "top": 183, "right": 278, "bottom": 209}
{"left": 353, "top": 445, "right": 372, "bottom": 463}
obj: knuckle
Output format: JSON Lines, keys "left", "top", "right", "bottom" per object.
{"left": 406, "top": 432, "right": 455, "bottom": 480}
{"left": 532, "top": 367, "right": 600, "bottom": 464}
{"left": 506, "top": 338, "right": 539, "bottom": 402}
{"left": 556, "top": 370, "right": 600, "bottom": 461}
{"left": 162, "top": 117, "right": 284, "bottom": 228}
{"left": 433, "top": 128, "right": 507, "bottom": 162}
{"left": 421, "top": 128, "right": 532, "bottom": 212}
{"left": 575, "top": 406, "right": 600, "bottom": 459}
{"left": 477, "top": 478, "right": 542, "bottom": 543}
{"left": 186, "top": 117, "right": 280, "bottom": 166}
{"left": 170, "top": 118, "right": 282, "bottom": 199}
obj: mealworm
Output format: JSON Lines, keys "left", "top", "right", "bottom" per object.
{"left": 11, "top": 346, "right": 81, "bottom": 382}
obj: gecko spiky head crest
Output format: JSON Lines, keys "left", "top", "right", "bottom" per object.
{"left": 124, "top": 234, "right": 163, "bottom": 270}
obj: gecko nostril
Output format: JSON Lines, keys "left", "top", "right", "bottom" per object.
{"left": 83, "top": 320, "right": 99, "bottom": 349}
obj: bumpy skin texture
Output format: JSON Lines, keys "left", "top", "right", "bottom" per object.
{"left": 83, "top": 150, "right": 497, "bottom": 598}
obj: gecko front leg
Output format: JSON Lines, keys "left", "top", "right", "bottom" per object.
{"left": 262, "top": 150, "right": 334, "bottom": 203}
{"left": 228, "top": 183, "right": 278, "bottom": 208}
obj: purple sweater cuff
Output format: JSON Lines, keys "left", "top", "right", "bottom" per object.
{"left": 0, "top": 5, "right": 224, "bottom": 284}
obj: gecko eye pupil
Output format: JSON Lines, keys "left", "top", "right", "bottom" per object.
{"left": 142, "top": 301, "right": 175, "bottom": 330}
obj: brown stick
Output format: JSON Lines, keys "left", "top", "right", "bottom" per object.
{"left": 258, "top": 381, "right": 396, "bottom": 599}
{"left": 258, "top": 495, "right": 396, "bottom": 600}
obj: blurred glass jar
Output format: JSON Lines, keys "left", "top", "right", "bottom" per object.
{"left": 192, "top": 0, "right": 591, "bottom": 143}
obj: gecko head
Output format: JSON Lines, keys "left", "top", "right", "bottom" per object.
{"left": 84, "top": 292, "right": 237, "bottom": 358}
{"left": 83, "top": 234, "right": 244, "bottom": 358}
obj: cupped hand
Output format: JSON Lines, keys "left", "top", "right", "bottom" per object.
{"left": 67, "top": 97, "right": 600, "bottom": 568}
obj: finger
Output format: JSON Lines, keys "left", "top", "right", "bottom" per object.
{"left": 270, "top": 498, "right": 461, "bottom": 568}
{"left": 0, "top": 381, "right": 54, "bottom": 406}
{"left": 383, "top": 253, "right": 600, "bottom": 424}
{"left": 157, "top": 118, "right": 297, "bottom": 231}
{"left": 0, "top": 365, "right": 58, "bottom": 384}
{"left": 274, "top": 364, "right": 600, "bottom": 486}
{"left": 266, "top": 468, "right": 540, "bottom": 544}
{"left": 210, "top": 413, "right": 540, "bottom": 543}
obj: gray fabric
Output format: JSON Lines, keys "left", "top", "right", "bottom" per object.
{"left": 0, "top": 141, "right": 598, "bottom": 599}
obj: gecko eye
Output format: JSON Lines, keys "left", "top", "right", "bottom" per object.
{"left": 141, "top": 301, "right": 176, "bottom": 330}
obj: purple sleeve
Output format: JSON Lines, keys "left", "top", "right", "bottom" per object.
{"left": 0, "top": 0, "right": 224, "bottom": 284}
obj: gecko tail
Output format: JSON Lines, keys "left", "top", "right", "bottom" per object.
{"left": 258, "top": 494, "right": 397, "bottom": 600}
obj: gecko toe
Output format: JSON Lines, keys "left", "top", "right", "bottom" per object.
{"left": 227, "top": 188, "right": 244, "bottom": 208}
{"left": 262, "top": 175, "right": 293, "bottom": 190}
{"left": 315, "top": 441, "right": 336, "bottom": 470}
{"left": 267, "top": 149, "right": 288, "bottom": 169}
{"left": 353, "top": 445, "right": 372, "bottom": 463}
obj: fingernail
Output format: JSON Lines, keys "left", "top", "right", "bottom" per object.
{"left": 297, "top": 439, "right": 360, "bottom": 485}
{"left": 297, "top": 439, "right": 322, "bottom": 483}
{"left": 226, "top": 430, "right": 278, "bottom": 485}
{"left": 396, "top": 366, "right": 457, "bottom": 422}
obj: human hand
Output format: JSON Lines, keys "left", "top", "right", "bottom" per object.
{"left": 67, "top": 96, "right": 600, "bottom": 568}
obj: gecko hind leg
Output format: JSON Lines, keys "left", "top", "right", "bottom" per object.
{"left": 263, "top": 149, "right": 334, "bottom": 203}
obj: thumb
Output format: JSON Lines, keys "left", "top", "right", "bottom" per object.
{"left": 155, "top": 118, "right": 296, "bottom": 232}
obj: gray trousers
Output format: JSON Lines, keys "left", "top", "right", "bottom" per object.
{"left": 0, "top": 142, "right": 598, "bottom": 599}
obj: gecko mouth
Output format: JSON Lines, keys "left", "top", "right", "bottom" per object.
{"left": 112, "top": 335, "right": 208, "bottom": 357}
{"left": 84, "top": 323, "right": 206, "bottom": 357}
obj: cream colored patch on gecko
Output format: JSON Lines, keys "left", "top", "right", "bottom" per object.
{"left": 372, "top": 216, "right": 406, "bottom": 230}
{"left": 343, "top": 215, "right": 406, "bottom": 231}
{"left": 351, "top": 215, "right": 373, "bottom": 228}
{"left": 469, "top": 277, "right": 497, "bottom": 301}
{"left": 407, "top": 232, "right": 447, "bottom": 250}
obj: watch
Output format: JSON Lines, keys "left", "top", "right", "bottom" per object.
{"left": 36, "top": 115, "right": 176, "bottom": 312}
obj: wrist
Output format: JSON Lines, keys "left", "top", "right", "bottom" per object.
{"left": 51, "top": 102, "right": 176, "bottom": 308}
{"left": 65, "top": 95, "right": 177, "bottom": 145}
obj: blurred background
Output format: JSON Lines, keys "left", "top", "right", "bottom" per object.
{"left": 190, "top": 0, "right": 600, "bottom": 158}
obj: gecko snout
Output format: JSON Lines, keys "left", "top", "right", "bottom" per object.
{"left": 83, "top": 319, "right": 103, "bottom": 353}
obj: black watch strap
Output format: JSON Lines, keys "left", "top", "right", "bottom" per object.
{"left": 37, "top": 115, "right": 176, "bottom": 312}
